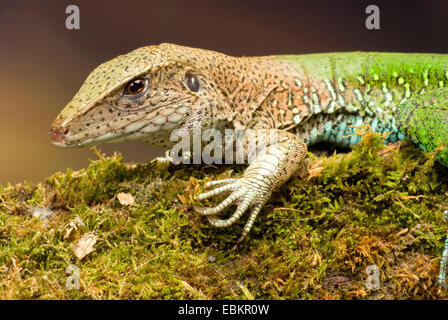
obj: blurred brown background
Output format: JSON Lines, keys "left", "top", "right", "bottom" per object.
{"left": 1, "top": 0, "right": 448, "bottom": 184}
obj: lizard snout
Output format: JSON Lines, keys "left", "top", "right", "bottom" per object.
{"left": 50, "top": 125, "right": 70, "bottom": 147}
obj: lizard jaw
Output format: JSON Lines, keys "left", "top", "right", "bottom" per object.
{"left": 51, "top": 140, "right": 71, "bottom": 148}
{"left": 50, "top": 125, "right": 157, "bottom": 148}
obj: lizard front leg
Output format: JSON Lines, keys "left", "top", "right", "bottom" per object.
{"left": 195, "top": 129, "right": 307, "bottom": 242}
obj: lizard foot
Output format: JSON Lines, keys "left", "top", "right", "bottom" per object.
{"left": 194, "top": 176, "right": 271, "bottom": 242}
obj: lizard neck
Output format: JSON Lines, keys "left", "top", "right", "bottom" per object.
{"left": 209, "top": 55, "right": 305, "bottom": 130}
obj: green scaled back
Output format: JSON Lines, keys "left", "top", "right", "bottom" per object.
{"left": 396, "top": 87, "right": 448, "bottom": 167}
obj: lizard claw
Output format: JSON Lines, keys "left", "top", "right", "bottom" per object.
{"left": 195, "top": 176, "right": 271, "bottom": 241}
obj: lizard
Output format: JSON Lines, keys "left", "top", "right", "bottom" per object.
{"left": 50, "top": 43, "right": 448, "bottom": 286}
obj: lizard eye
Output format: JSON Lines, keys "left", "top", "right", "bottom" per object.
{"left": 185, "top": 72, "right": 200, "bottom": 92}
{"left": 124, "top": 78, "right": 148, "bottom": 96}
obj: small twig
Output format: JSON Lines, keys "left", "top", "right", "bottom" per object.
{"left": 90, "top": 146, "right": 104, "bottom": 160}
{"left": 273, "top": 207, "right": 305, "bottom": 213}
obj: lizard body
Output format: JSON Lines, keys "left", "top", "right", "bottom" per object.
{"left": 50, "top": 43, "right": 448, "bottom": 285}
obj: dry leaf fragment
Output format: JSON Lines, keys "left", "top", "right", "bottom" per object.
{"left": 74, "top": 233, "right": 97, "bottom": 260}
{"left": 307, "top": 166, "right": 324, "bottom": 180}
{"left": 117, "top": 192, "right": 135, "bottom": 206}
{"left": 307, "top": 159, "right": 325, "bottom": 180}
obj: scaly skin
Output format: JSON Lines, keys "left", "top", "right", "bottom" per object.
{"left": 50, "top": 43, "right": 448, "bottom": 285}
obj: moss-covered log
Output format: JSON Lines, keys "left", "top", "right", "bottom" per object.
{"left": 1, "top": 129, "right": 448, "bottom": 299}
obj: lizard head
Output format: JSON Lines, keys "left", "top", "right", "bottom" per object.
{"left": 50, "top": 43, "right": 230, "bottom": 149}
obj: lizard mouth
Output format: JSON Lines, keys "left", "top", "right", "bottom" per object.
{"left": 50, "top": 123, "right": 154, "bottom": 148}
{"left": 50, "top": 128, "right": 128, "bottom": 148}
{"left": 50, "top": 117, "right": 127, "bottom": 148}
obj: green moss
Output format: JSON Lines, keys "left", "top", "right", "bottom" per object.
{"left": 1, "top": 131, "right": 448, "bottom": 299}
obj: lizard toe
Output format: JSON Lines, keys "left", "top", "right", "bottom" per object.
{"left": 196, "top": 183, "right": 237, "bottom": 200}
{"left": 194, "top": 190, "right": 243, "bottom": 216}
